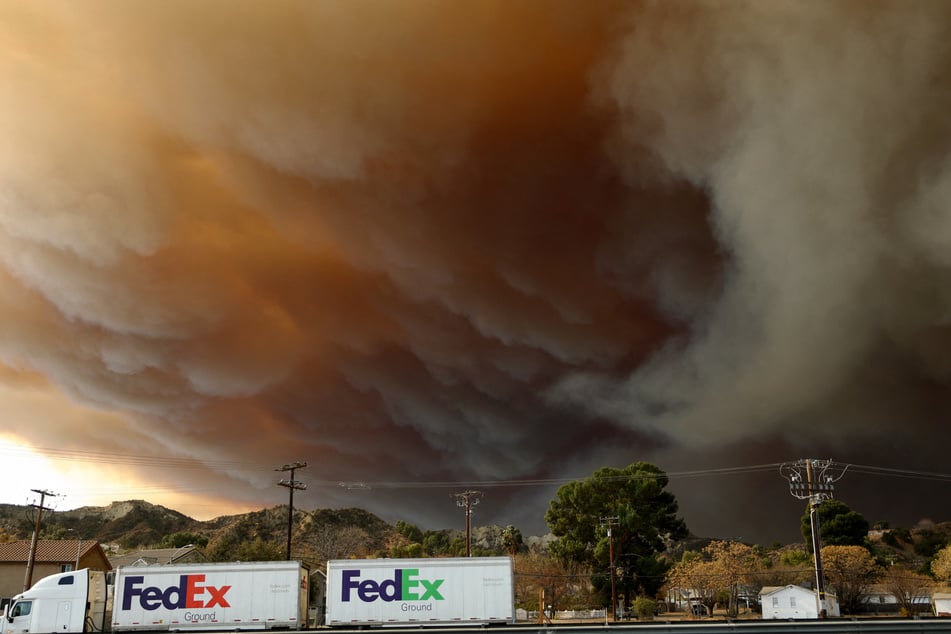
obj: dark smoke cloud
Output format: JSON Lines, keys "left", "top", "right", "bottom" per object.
{"left": 1, "top": 0, "right": 950, "bottom": 543}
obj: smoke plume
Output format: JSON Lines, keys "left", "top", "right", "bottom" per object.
{"left": 2, "top": 0, "right": 950, "bottom": 542}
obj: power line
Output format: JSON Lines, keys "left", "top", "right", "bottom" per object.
{"left": 9, "top": 442, "right": 951, "bottom": 495}
{"left": 0, "top": 444, "right": 271, "bottom": 472}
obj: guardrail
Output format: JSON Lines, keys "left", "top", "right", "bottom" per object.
{"left": 327, "top": 620, "right": 951, "bottom": 634}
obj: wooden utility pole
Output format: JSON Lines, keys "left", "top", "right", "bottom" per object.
{"left": 453, "top": 490, "right": 482, "bottom": 557}
{"left": 276, "top": 462, "right": 307, "bottom": 560}
{"left": 806, "top": 460, "right": 828, "bottom": 618}
{"left": 23, "top": 489, "right": 57, "bottom": 591}
{"left": 600, "top": 515, "right": 619, "bottom": 621}
{"left": 782, "top": 459, "right": 844, "bottom": 619}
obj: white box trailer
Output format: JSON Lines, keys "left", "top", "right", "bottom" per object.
{"left": 325, "top": 556, "right": 514, "bottom": 627}
{"left": 112, "top": 561, "right": 308, "bottom": 631}
{"left": 2, "top": 561, "right": 309, "bottom": 633}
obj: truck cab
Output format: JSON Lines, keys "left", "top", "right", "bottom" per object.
{"left": 3, "top": 569, "right": 108, "bottom": 634}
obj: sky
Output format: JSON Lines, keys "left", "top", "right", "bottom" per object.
{"left": 2, "top": 0, "right": 951, "bottom": 546}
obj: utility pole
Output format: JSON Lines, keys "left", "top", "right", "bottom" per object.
{"left": 600, "top": 515, "right": 619, "bottom": 621}
{"left": 23, "top": 489, "right": 58, "bottom": 591}
{"left": 276, "top": 462, "right": 307, "bottom": 561}
{"left": 453, "top": 491, "right": 482, "bottom": 557}
{"left": 781, "top": 459, "right": 846, "bottom": 619}
{"left": 67, "top": 528, "right": 82, "bottom": 570}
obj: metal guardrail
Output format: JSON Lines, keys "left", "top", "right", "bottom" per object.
{"left": 327, "top": 620, "right": 951, "bottom": 634}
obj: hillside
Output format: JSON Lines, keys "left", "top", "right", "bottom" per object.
{"left": 0, "top": 500, "right": 479, "bottom": 562}
{"left": 1, "top": 500, "right": 949, "bottom": 570}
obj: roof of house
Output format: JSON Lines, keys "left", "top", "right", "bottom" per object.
{"left": 110, "top": 545, "right": 205, "bottom": 568}
{"left": 760, "top": 585, "right": 811, "bottom": 596}
{"left": 0, "top": 540, "right": 107, "bottom": 566}
{"left": 760, "top": 584, "right": 838, "bottom": 601}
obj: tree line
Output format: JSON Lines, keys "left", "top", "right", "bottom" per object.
{"left": 49, "top": 461, "right": 951, "bottom": 619}
{"left": 383, "top": 462, "right": 951, "bottom": 618}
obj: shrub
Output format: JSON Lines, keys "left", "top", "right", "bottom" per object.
{"left": 633, "top": 597, "right": 656, "bottom": 619}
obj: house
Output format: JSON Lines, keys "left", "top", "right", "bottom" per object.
{"left": 109, "top": 545, "right": 206, "bottom": 568}
{"left": 860, "top": 584, "right": 900, "bottom": 614}
{"left": 860, "top": 583, "right": 932, "bottom": 615}
{"left": 932, "top": 590, "right": 951, "bottom": 616}
{"left": 760, "top": 584, "right": 841, "bottom": 619}
{"left": 0, "top": 539, "right": 111, "bottom": 600}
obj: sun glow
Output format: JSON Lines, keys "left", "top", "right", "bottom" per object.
{"left": 0, "top": 435, "right": 69, "bottom": 506}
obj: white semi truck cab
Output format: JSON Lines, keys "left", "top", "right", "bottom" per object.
{"left": 3, "top": 568, "right": 109, "bottom": 634}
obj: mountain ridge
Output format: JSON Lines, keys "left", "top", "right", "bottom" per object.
{"left": 0, "top": 499, "right": 505, "bottom": 561}
{"left": 1, "top": 499, "right": 947, "bottom": 569}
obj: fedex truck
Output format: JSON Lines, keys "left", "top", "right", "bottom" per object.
{"left": 325, "top": 557, "right": 514, "bottom": 627}
{"left": 2, "top": 561, "right": 309, "bottom": 633}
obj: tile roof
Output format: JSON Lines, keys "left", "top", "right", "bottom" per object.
{"left": 0, "top": 540, "right": 99, "bottom": 563}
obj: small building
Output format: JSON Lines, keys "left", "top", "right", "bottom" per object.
{"left": 932, "top": 590, "right": 951, "bottom": 616}
{"left": 109, "top": 545, "right": 206, "bottom": 568}
{"left": 0, "top": 540, "right": 111, "bottom": 600}
{"left": 860, "top": 583, "right": 932, "bottom": 615}
{"left": 860, "top": 584, "right": 900, "bottom": 614}
{"left": 760, "top": 584, "right": 840, "bottom": 619}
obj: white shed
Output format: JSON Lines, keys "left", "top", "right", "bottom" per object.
{"left": 932, "top": 591, "right": 951, "bottom": 616}
{"left": 760, "top": 585, "right": 840, "bottom": 619}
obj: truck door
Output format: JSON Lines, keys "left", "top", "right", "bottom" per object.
{"left": 56, "top": 602, "right": 71, "bottom": 632}
{"left": 6, "top": 600, "right": 33, "bottom": 634}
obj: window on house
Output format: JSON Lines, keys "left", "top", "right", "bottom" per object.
{"left": 790, "top": 596, "right": 797, "bottom": 608}
{"left": 772, "top": 597, "right": 779, "bottom": 607}
{"left": 61, "top": 564, "right": 74, "bottom": 573}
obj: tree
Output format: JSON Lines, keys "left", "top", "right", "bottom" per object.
{"left": 801, "top": 500, "right": 869, "bottom": 551}
{"left": 502, "top": 525, "right": 524, "bottom": 558}
{"left": 757, "top": 547, "right": 812, "bottom": 588}
{"left": 666, "top": 552, "right": 718, "bottom": 618}
{"left": 931, "top": 545, "right": 951, "bottom": 582}
{"left": 704, "top": 541, "right": 760, "bottom": 616}
{"left": 159, "top": 531, "right": 209, "bottom": 549}
{"left": 914, "top": 528, "right": 948, "bottom": 559}
{"left": 665, "top": 541, "right": 760, "bottom": 617}
{"left": 395, "top": 520, "right": 423, "bottom": 544}
{"left": 312, "top": 525, "right": 370, "bottom": 561}
{"left": 882, "top": 564, "right": 933, "bottom": 616}
{"left": 546, "top": 462, "right": 688, "bottom": 604}
{"left": 821, "top": 545, "right": 880, "bottom": 614}
{"left": 206, "top": 536, "right": 284, "bottom": 562}
{"left": 513, "top": 551, "right": 593, "bottom": 615}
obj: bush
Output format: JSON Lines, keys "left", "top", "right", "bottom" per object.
{"left": 633, "top": 597, "right": 656, "bottom": 619}
{"left": 914, "top": 529, "right": 948, "bottom": 558}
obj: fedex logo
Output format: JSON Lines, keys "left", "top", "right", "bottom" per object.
{"left": 340, "top": 569, "right": 444, "bottom": 602}
{"left": 121, "top": 575, "right": 232, "bottom": 611}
